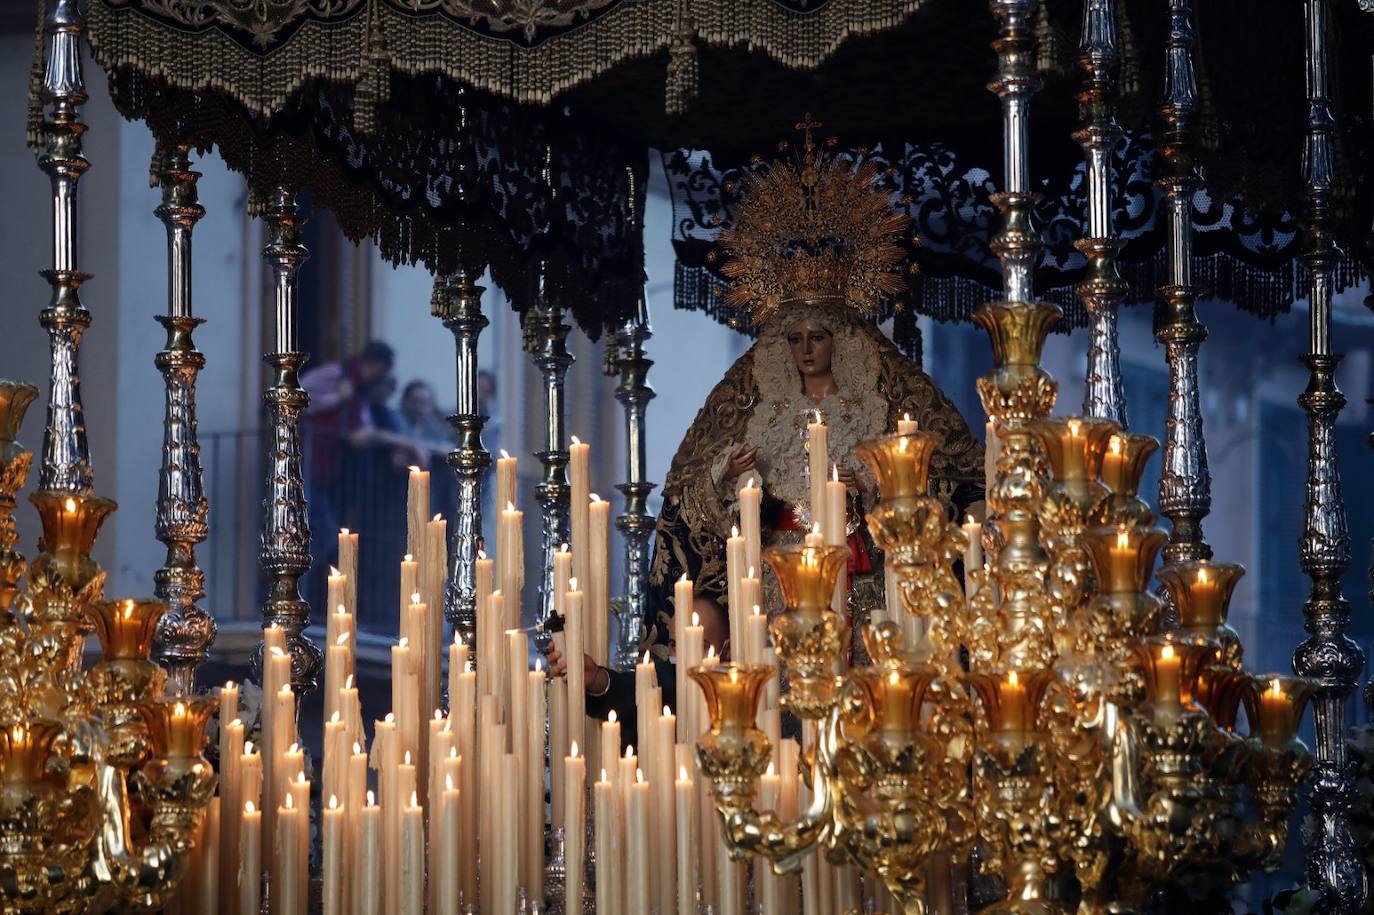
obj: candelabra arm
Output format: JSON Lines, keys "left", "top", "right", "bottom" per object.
{"left": 1105, "top": 713, "right": 1143, "bottom": 833}
{"left": 250, "top": 188, "right": 321, "bottom": 696}
{"left": 37, "top": 0, "right": 94, "bottom": 495}
{"left": 99, "top": 752, "right": 217, "bottom": 910}
{"left": 714, "top": 706, "right": 838, "bottom": 875}
{"left": 434, "top": 274, "right": 490, "bottom": 654}
{"left": 611, "top": 304, "right": 656, "bottom": 667}
{"left": 150, "top": 144, "right": 213, "bottom": 694}
{"left": 524, "top": 298, "right": 572, "bottom": 635}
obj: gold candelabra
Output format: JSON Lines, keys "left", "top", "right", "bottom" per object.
{"left": 0, "top": 381, "right": 215, "bottom": 914}
{"left": 689, "top": 304, "right": 1315, "bottom": 915}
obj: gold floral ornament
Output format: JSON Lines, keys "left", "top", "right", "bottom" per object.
{"left": 716, "top": 114, "right": 909, "bottom": 323}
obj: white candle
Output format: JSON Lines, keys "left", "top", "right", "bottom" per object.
{"left": 808, "top": 412, "right": 828, "bottom": 525}
{"left": 564, "top": 743, "right": 586, "bottom": 914}
{"left": 985, "top": 420, "right": 999, "bottom": 495}
{"left": 425, "top": 514, "right": 447, "bottom": 716}
{"left": 673, "top": 575, "right": 693, "bottom": 735}
{"left": 197, "top": 796, "right": 221, "bottom": 914}
{"left": 338, "top": 529, "right": 359, "bottom": 630}
{"left": 595, "top": 770, "right": 619, "bottom": 915}
{"left": 274, "top": 794, "right": 302, "bottom": 915}
{"left": 726, "top": 525, "right": 745, "bottom": 652}
{"left": 653, "top": 708, "right": 678, "bottom": 915}
{"left": 406, "top": 466, "right": 429, "bottom": 557}
{"left": 453, "top": 670, "right": 478, "bottom": 907}
{"left": 739, "top": 476, "right": 762, "bottom": 581}
{"left": 526, "top": 662, "right": 546, "bottom": 900}
{"left": 439, "top": 774, "right": 461, "bottom": 915}
{"left": 499, "top": 505, "right": 524, "bottom": 633}
{"left": 323, "top": 795, "right": 344, "bottom": 915}
{"left": 588, "top": 494, "right": 611, "bottom": 665}
{"left": 627, "top": 770, "right": 650, "bottom": 914}
{"left": 565, "top": 585, "right": 587, "bottom": 769}
{"left": 760, "top": 764, "right": 783, "bottom": 915}
{"left": 897, "top": 413, "right": 919, "bottom": 436}
{"left": 359, "top": 793, "right": 381, "bottom": 915}
{"left": 675, "top": 765, "right": 696, "bottom": 915}
{"left": 400, "top": 792, "right": 424, "bottom": 915}
{"left": 219, "top": 717, "right": 244, "bottom": 915}
{"left": 238, "top": 801, "right": 260, "bottom": 915}
{"left": 570, "top": 437, "right": 591, "bottom": 600}
{"left": 495, "top": 450, "right": 517, "bottom": 521}
{"left": 962, "top": 515, "right": 983, "bottom": 599}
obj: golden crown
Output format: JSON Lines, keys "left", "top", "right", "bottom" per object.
{"left": 714, "top": 115, "right": 910, "bottom": 324}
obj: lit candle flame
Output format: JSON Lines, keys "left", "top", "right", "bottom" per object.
{"left": 1068, "top": 419, "right": 1081, "bottom": 437}
{"left": 571, "top": 435, "right": 581, "bottom": 446}
{"left": 399, "top": 637, "right": 409, "bottom": 648}
{"left": 625, "top": 745, "right": 634, "bottom": 759}
{"left": 691, "top": 612, "right": 700, "bottom": 626}
{"left": 569, "top": 577, "right": 578, "bottom": 591}
{"left": 1161, "top": 644, "right": 1176, "bottom": 661}
{"left": 832, "top": 464, "right": 839, "bottom": 482}
{"left": 329, "top": 566, "right": 340, "bottom": 577}
{"left": 345, "top": 674, "right": 355, "bottom": 689}
{"left": 404, "top": 751, "right": 411, "bottom": 765}
{"left": 329, "top": 794, "right": 339, "bottom": 810}
{"left": 608, "top": 710, "right": 617, "bottom": 724}
{"left": 336, "top": 633, "right": 348, "bottom": 645}
{"left": 366, "top": 790, "right": 376, "bottom": 806}
{"left": 64, "top": 497, "right": 76, "bottom": 512}
{"left": 571, "top": 741, "right": 580, "bottom": 758}
{"left": 330, "top": 711, "right": 340, "bottom": 723}
{"left": 1116, "top": 529, "right": 1129, "bottom": 550}
{"left": 766, "top": 762, "right": 775, "bottom": 776}
{"left": 1198, "top": 567, "right": 1210, "bottom": 585}
{"left": 1007, "top": 670, "right": 1019, "bottom": 688}
{"left": 500, "top": 449, "right": 511, "bottom": 460}
{"left": 446, "top": 774, "right": 455, "bottom": 791}
{"left": 408, "top": 465, "right": 421, "bottom": 474}
{"left": 636, "top": 768, "right": 645, "bottom": 784}
{"left": 663, "top": 705, "right": 671, "bottom": 718}
{"left": 560, "top": 543, "right": 569, "bottom": 553}
{"left": 244, "top": 741, "right": 254, "bottom": 754}
{"left": 731, "top": 525, "right": 739, "bottom": 538}
{"left": 404, "top": 553, "right": 413, "bottom": 562}
{"left": 679, "top": 766, "right": 688, "bottom": 780}
{"left": 1109, "top": 436, "right": 1122, "bottom": 455}
{"left": 729, "top": 666, "right": 739, "bottom": 684}
{"left": 888, "top": 670, "right": 900, "bottom": 686}
{"left": 353, "top": 742, "right": 362, "bottom": 754}
{"left": 590, "top": 493, "right": 602, "bottom": 503}
{"left": 411, "top": 592, "right": 421, "bottom": 605}
{"left": 285, "top": 793, "right": 294, "bottom": 809}
{"left": 1268, "top": 678, "right": 1283, "bottom": 698}
{"left": 245, "top": 800, "right": 256, "bottom": 814}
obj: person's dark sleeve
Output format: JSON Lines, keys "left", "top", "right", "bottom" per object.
{"left": 585, "top": 668, "right": 638, "bottom": 749}
{"left": 584, "top": 657, "right": 680, "bottom": 753}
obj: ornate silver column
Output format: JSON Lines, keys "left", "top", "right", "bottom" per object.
{"left": 151, "top": 144, "right": 214, "bottom": 694}
{"left": 611, "top": 293, "right": 655, "bottom": 667}
{"left": 525, "top": 297, "right": 572, "bottom": 630}
{"left": 1154, "top": 0, "right": 1213, "bottom": 570}
{"left": 1075, "top": 0, "right": 1128, "bottom": 426}
{"left": 1292, "top": 1, "right": 1368, "bottom": 909}
{"left": 432, "top": 273, "right": 490, "bottom": 653}
{"left": 250, "top": 188, "right": 321, "bottom": 696}
{"left": 36, "top": 0, "right": 93, "bottom": 496}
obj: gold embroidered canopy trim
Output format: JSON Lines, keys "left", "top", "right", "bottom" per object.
{"left": 85, "top": 0, "right": 933, "bottom": 119}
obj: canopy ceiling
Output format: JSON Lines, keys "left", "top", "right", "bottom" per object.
{"left": 69, "top": 0, "right": 1374, "bottom": 337}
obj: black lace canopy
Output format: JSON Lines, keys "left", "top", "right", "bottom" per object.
{"left": 78, "top": 0, "right": 1374, "bottom": 339}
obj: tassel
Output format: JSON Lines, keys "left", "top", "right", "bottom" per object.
{"left": 353, "top": 0, "right": 390, "bottom": 136}
{"left": 1115, "top": 1, "right": 1140, "bottom": 99}
{"left": 665, "top": 8, "right": 697, "bottom": 116}
{"left": 25, "top": 0, "right": 46, "bottom": 155}
{"left": 1035, "top": 2, "right": 1066, "bottom": 77}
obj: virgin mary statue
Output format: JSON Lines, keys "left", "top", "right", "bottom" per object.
{"left": 642, "top": 123, "right": 984, "bottom": 661}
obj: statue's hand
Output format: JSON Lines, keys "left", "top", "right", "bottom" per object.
{"left": 726, "top": 444, "right": 759, "bottom": 481}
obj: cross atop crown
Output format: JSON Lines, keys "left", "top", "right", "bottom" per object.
{"left": 795, "top": 113, "right": 823, "bottom": 153}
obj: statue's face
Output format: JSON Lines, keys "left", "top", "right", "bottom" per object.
{"left": 787, "top": 319, "right": 834, "bottom": 377}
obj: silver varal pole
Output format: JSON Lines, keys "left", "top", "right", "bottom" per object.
{"left": 526, "top": 296, "right": 573, "bottom": 636}
{"left": 1075, "top": 0, "right": 1128, "bottom": 426}
{"left": 612, "top": 292, "right": 656, "bottom": 667}
{"left": 1292, "top": 0, "right": 1368, "bottom": 909}
{"left": 433, "top": 273, "right": 490, "bottom": 654}
{"left": 1154, "top": 0, "right": 1213, "bottom": 573}
{"left": 36, "top": 0, "right": 93, "bottom": 496}
{"left": 250, "top": 187, "right": 322, "bottom": 696}
{"left": 151, "top": 144, "right": 215, "bottom": 694}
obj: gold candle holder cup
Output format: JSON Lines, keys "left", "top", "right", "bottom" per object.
{"left": 689, "top": 663, "right": 773, "bottom": 811}
{"left": 764, "top": 543, "right": 849, "bottom": 718}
